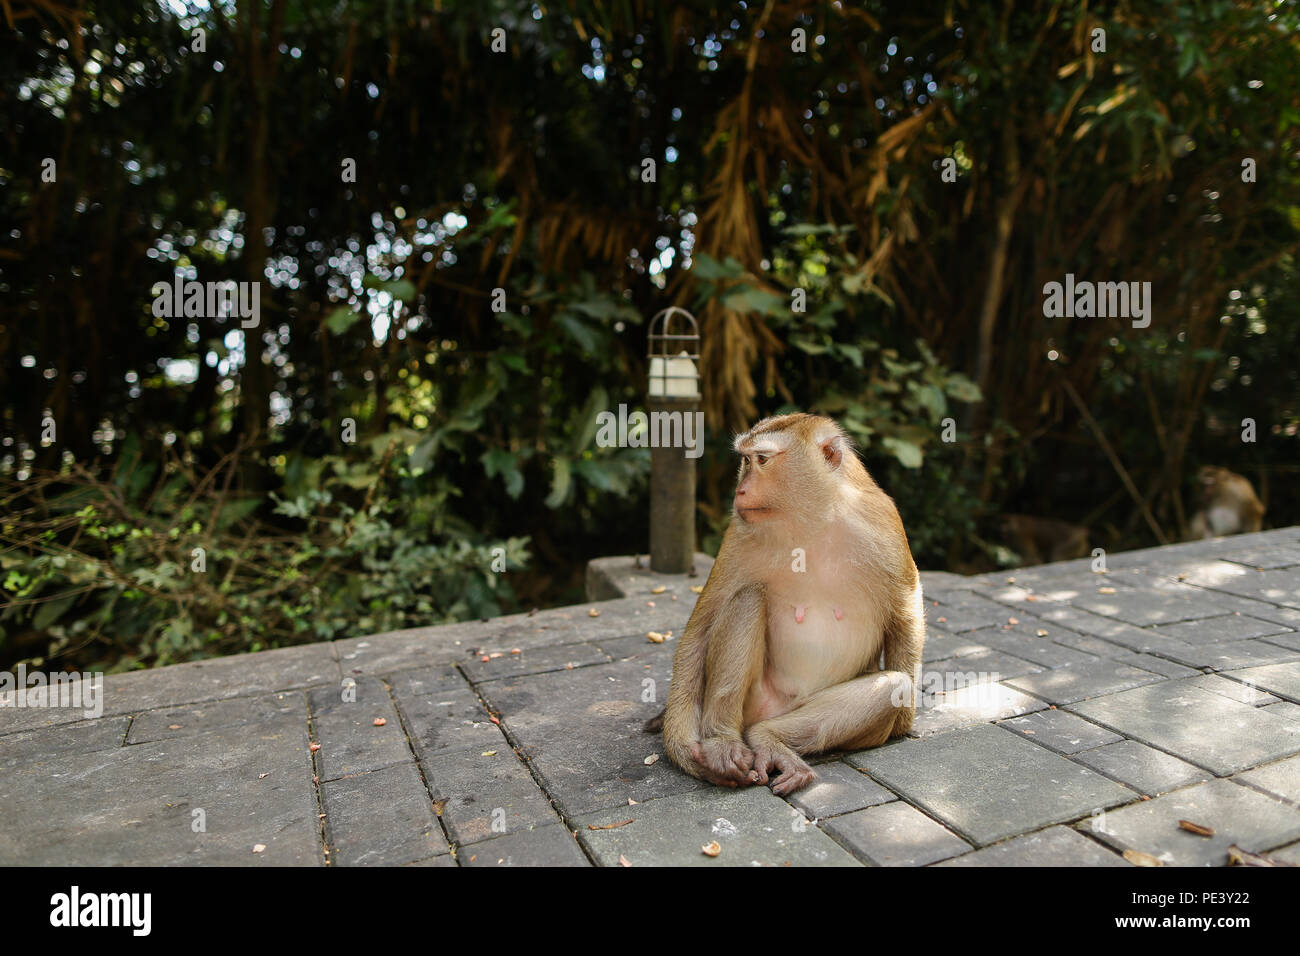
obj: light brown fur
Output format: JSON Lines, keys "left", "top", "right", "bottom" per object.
{"left": 999, "top": 514, "right": 1090, "bottom": 565}
{"left": 654, "top": 413, "right": 924, "bottom": 795}
{"left": 1187, "top": 465, "right": 1265, "bottom": 539}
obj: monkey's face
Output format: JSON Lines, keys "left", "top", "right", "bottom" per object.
{"left": 733, "top": 449, "right": 781, "bottom": 523}
{"left": 731, "top": 415, "right": 846, "bottom": 528}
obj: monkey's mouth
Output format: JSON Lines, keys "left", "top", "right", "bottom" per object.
{"left": 736, "top": 507, "right": 773, "bottom": 521}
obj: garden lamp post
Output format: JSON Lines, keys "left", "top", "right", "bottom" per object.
{"left": 647, "top": 307, "right": 701, "bottom": 574}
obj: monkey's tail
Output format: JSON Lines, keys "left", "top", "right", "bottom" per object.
{"left": 642, "top": 708, "right": 665, "bottom": 733}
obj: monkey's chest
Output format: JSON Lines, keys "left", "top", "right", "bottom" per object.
{"left": 760, "top": 588, "right": 883, "bottom": 698}
{"left": 1206, "top": 504, "right": 1242, "bottom": 535}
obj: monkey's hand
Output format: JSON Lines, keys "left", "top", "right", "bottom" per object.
{"left": 687, "top": 736, "right": 756, "bottom": 788}
{"left": 746, "top": 732, "right": 816, "bottom": 796}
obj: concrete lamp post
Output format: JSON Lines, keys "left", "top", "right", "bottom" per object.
{"left": 647, "top": 307, "right": 701, "bottom": 574}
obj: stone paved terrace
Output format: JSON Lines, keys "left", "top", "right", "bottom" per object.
{"left": 4, "top": 528, "right": 1300, "bottom": 867}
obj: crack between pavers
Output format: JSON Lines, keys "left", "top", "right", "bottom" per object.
{"left": 304, "top": 687, "right": 333, "bottom": 866}
{"left": 383, "top": 676, "right": 461, "bottom": 866}
{"left": 449, "top": 661, "right": 600, "bottom": 867}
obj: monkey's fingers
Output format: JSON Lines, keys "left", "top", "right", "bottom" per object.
{"left": 692, "top": 738, "right": 755, "bottom": 787}
{"left": 752, "top": 747, "right": 815, "bottom": 795}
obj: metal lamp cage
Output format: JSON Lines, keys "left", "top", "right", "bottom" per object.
{"left": 646, "top": 306, "right": 701, "bottom": 398}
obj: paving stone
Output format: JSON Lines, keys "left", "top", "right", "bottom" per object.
{"left": 127, "top": 692, "right": 303, "bottom": 744}
{"left": 1087, "top": 778, "right": 1300, "bottom": 866}
{"left": 334, "top": 624, "right": 477, "bottom": 677}
{"left": 1158, "top": 640, "right": 1300, "bottom": 672}
{"left": 1052, "top": 632, "right": 1129, "bottom": 657}
{"left": 849, "top": 724, "right": 1134, "bottom": 846}
{"left": 1159, "top": 634, "right": 1300, "bottom": 671}
{"left": 1071, "top": 739, "right": 1210, "bottom": 796}
{"left": 822, "top": 800, "right": 970, "bottom": 866}
{"left": 1223, "top": 661, "right": 1300, "bottom": 703}
{"left": 925, "top": 647, "right": 1043, "bottom": 684}
{"left": 1234, "top": 755, "right": 1300, "bottom": 807}
{"left": 1262, "top": 631, "right": 1300, "bottom": 652}
{"left": 0, "top": 643, "right": 338, "bottom": 733}
{"left": 478, "top": 659, "right": 706, "bottom": 816}
{"left": 1110, "top": 653, "right": 1201, "bottom": 679}
{"left": 1219, "top": 545, "right": 1300, "bottom": 570}
{"left": 911, "top": 681, "right": 1047, "bottom": 737}
{"left": 1004, "top": 658, "right": 1167, "bottom": 705}
{"left": 500, "top": 596, "right": 695, "bottom": 647}
{"left": 422, "top": 747, "right": 559, "bottom": 846}
{"left": 1270, "top": 841, "right": 1300, "bottom": 864}
{"left": 1182, "top": 564, "right": 1300, "bottom": 610}
{"left": 1261, "top": 702, "right": 1300, "bottom": 722}
{"left": 1029, "top": 608, "right": 1199, "bottom": 657}
{"left": 936, "top": 825, "right": 1130, "bottom": 867}
{"left": 921, "top": 632, "right": 996, "bottom": 663}
{"left": 0, "top": 717, "right": 129, "bottom": 770}
{"left": 1186, "top": 674, "right": 1279, "bottom": 707}
{"left": 575, "top": 786, "right": 860, "bottom": 867}
{"left": 0, "top": 712, "right": 320, "bottom": 865}
{"left": 964, "top": 623, "right": 1099, "bottom": 669}
{"left": 1070, "top": 680, "right": 1300, "bottom": 775}
{"left": 321, "top": 762, "right": 449, "bottom": 866}
{"left": 404, "top": 854, "right": 459, "bottom": 867}
{"left": 785, "top": 761, "right": 897, "bottom": 819}
{"left": 308, "top": 678, "right": 410, "bottom": 781}
{"left": 1151, "top": 614, "right": 1291, "bottom": 645}
{"left": 595, "top": 632, "right": 679, "bottom": 661}
{"left": 1000, "top": 709, "right": 1123, "bottom": 755}
{"left": 459, "top": 823, "right": 590, "bottom": 867}
{"left": 389, "top": 668, "right": 503, "bottom": 759}
{"left": 585, "top": 552, "right": 715, "bottom": 602}
{"left": 927, "top": 604, "right": 1013, "bottom": 633}
{"left": 461, "top": 641, "right": 609, "bottom": 683}
{"left": 1070, "top": 586, "right": 1227, "bottom": 626}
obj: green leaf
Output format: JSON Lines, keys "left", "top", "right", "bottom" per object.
{"left": 790, "top": 335, "right": 830, "bottom": 355}
{"left": 909, "top": 382, "right": 947, "bottom": 421}
{"left": 545, "top": 456, "right": 572, "bottom": 508}
{"left": 555, "top": 312, "right": 601, "bottom": 355}
{"left": 379, "top": 279, "right": 417, "bottom": 303}
{"left": 722, "top": 285, "right": 785, "bottom": 316}
{"left": 481, "top": 448, "right": 526, "bottom": 499}
{"left": 690, "top": 252, "right": 745, "bottom": 280}
{"left": 326, "top": 306, "right": 363, "bottom": 335}
{"left": 944, "top": 374, "right": 982, "bottom": 403}
{"left": 836, "top": 343, "right": 865, "bottom": 368}
{"left": 881, "top": 436, "right": 924, "bottom": 469}
{"left": 33, "top": 592, "right": 77, "bottom": 631}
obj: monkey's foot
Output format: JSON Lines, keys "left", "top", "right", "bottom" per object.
{"left": 689, "top": 737, "right": 755, "bottom": 787}
{"left": 748, "top": 746, "right": 816, "bottom": 796}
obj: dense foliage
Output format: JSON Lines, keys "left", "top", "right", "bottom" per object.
{"left": 2, "top": 1, "right": 1297, "bottom": 671}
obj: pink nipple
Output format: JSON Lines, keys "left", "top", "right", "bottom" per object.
{"left": 834, "top": 607, "right": 844, "bottom": 621}
{"left": 795, "top": 605, "right": 806, "bottom": 623}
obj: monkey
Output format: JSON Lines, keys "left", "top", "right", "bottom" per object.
{"left": 998, "top": 514, "right": 1090, "bottom": 565}
{"left": 645, "top": 413, "right": 924, "bottom": 796}
{"left": 1186, "top": 466, "right": 1265, "bottom": 539}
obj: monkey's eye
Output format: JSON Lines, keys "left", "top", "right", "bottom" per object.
{"left": 755, "top": 454, "right": 769, "bottom": 466}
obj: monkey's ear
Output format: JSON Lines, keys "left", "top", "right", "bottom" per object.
{"left": 820, "top": 434, "right": 843, "bottom": 469}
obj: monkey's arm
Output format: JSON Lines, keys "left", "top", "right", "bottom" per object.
{"left": 662, "top": 576, "right": 766, "bottom": 786}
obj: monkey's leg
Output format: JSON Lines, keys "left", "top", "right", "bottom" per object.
{"left": 745, "top": 671, "right": 914, "bottom": 796}
{"left": 881, "top": 580, "right": 925, "bottom": 737}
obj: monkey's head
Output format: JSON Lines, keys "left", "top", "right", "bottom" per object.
{"left": 1197, "top": 465, "right": 1226, "bottom": 501}
{"left": 731, "top": 413, "right": 861, "bottom": 530}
